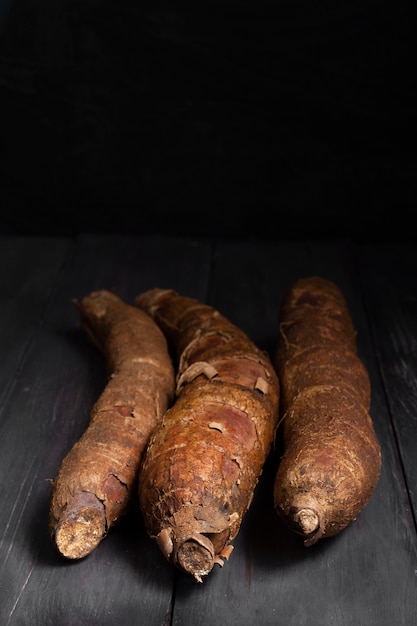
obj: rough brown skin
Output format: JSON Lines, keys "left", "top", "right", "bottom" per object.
{"left": 273, "top": 276, "right": 382, "bottom": 546}
{"left": 49, "top": 290, "right": 175, "bottom": 559}
{"left": 134, "top": 289, "right": 280, "bottom": 582}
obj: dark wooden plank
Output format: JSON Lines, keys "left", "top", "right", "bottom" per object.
{"left": 0, "top": 236, "right": 72, "bottom": 407}
{"left": 1, "top": 236, "right": 416, "bottom": 625}
{"left": 0, "top": 235, "right": 213, "bottom": 626}
{"left": 171, "top": 238, "right": 417, "bottom": 625}
{"left": 357, "top": 242, "right": 417, "bottom": 523}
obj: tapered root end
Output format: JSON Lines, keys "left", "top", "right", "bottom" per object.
{"left": 53, "top": 492, "right": 107, "bottom": 559}
{"left": 292, "top": 508, "right": 324, "bottom": 546}
{"left": 294, "top": 508, "right": 320, "bottom": 535}
{"left": 176, "top": 538, "right": 216, "bottom": 583}
{"left": 156, "top": 528, "right": 231, "bottom": 583}
{"left": 276, "top": 504, "right": 324, "bottom": 546}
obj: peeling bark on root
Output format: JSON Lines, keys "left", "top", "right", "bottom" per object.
{"left": 49, "top": 290, "right": 175, "bottom": 559}
{"left": 135, "top": 289, "right": 280, "bottom": 580}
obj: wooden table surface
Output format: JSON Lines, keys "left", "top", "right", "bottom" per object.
{"left": 1, "top": 235, "right": 416, "bottom": 626}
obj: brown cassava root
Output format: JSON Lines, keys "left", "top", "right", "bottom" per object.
{"left": 49, "top": 290, "right": 175, "bottom": 559}
{"left": 134, "top": 289, "right": 280, "bottom": 582}
{"left": 273, "top": 276, "right": 382, "bottom": 546}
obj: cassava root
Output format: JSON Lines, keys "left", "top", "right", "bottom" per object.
{"left": 273, "top": 276, "right": 382, "bottom": 545}
{"left": 49, "top": 289, "right": 175, "bottom": 559}
{"left": 135, "top": 288, "right": 280, "bottom": 581}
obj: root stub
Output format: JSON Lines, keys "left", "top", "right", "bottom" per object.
{"left": 276, "top": 504, "right": 324, "bottom": 546}
{"left": 176, "top": 539, "right": 215, "bottom": 582}
{"left": 54, "top": 492, "right": 107, "bottom": 559}
{"left": 293, "top": 507, "right": 320, "bottom": 536}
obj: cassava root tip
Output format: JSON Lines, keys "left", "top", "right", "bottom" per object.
{"left": 158, "top": 529, "right": 233, "bottom": 583}
{"left": 176, "top": 536, "right": 216, "bottom": 583}
{"left": 293, "top": 507, "right": 320, "bottom": 535}
{"left": 53, "top": 492, "right": 106, "bottom": 559}
{"left": 156, "top": 528, "right": 220, "bottom": 583}
{"left": 275, "top": 503, "right": 323, "bottom": 546}
{"left": 291, "top": 507, "right": 325, "bottom": 546}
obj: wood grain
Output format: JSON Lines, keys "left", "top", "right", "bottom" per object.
{"left": 0, "top": 235, "right": 415, "bottom": 625}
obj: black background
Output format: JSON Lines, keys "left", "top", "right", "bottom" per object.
{"left": 0, "top": 0, "right": 415, "bottom": 241}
